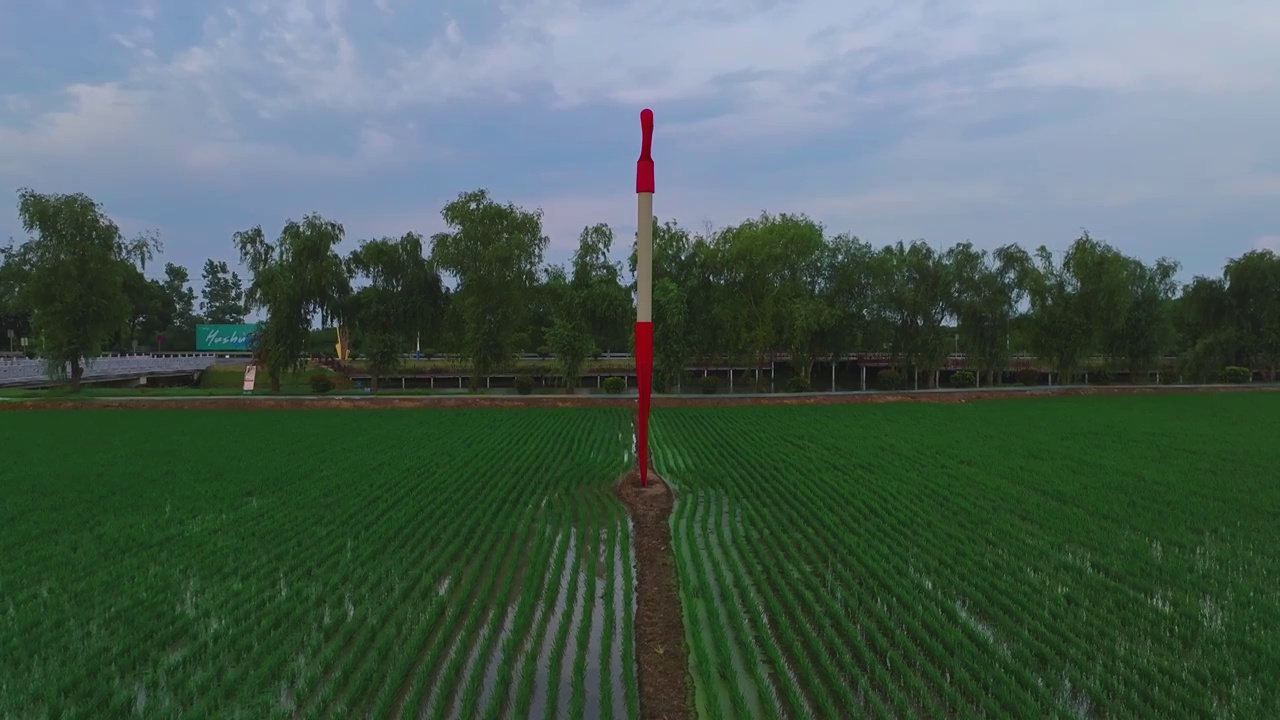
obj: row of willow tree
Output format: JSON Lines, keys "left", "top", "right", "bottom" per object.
{"left": 3, "top": 187, "right": 1278, "bottom": 391}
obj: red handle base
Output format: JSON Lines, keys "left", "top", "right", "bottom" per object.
{"left": 635, "top": 321, "right": 653, "bottom": 486}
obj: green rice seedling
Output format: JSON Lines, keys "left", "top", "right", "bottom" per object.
{"left": 598, "top": 521, "right": 618, "bottom": 720}
{"left": 0, "top": 407, "right": 632, "bottom": 719}
{"left": 619, "top": 518, "right": 640, "bottom": 720}
{"left": 653, "top": 394, "right": 1280, "bottom": 719}
{"left": 542, "top": 500, "right": 586, "bottom": 720}
{"left": 511, "top": 526, "right": 578, "bottom": 715}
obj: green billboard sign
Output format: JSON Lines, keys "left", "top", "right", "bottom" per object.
{"left": 196, "top": 324, "right": 260, "bottom": 352}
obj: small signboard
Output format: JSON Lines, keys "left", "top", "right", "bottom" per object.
{"left": 242, "top": 364, "right": 257, "bottom": 394}
{"left": 197, "top": 324, "right": 260, "bottom": 352}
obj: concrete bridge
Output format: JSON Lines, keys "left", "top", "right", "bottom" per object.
{"left": 0, "top": 353, "right": 238, "bottom": 389}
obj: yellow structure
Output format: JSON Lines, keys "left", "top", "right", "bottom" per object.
{"left": 335, "top": 325, "right": 351, "bottom": 361}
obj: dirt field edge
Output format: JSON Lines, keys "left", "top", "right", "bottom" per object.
{"left": 1, "top": 383, "right": 1276, "bottom": 410}
{"left": 616, "top": 466, "right": 693, "bottom": 720}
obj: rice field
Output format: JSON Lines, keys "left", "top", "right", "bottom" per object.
{"left": 0, "top": 407, "right": 637, "bottom": 719}
{"left": 652, "top": 393, "right": 1280, "bottom": 719}
{"left": 4, "top": 392, "right": 1277, "bottom": 719}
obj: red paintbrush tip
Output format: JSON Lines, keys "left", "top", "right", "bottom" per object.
{"left": 636, "top": 108, "right": 654, "bottom": 194}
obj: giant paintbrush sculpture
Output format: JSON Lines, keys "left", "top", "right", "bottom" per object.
{"left": 635, "top": 108, "right": 655, "bottom": 486}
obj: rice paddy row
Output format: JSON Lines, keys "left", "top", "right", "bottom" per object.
{"left": 652, "top": 393, "right": 1280, "bottom": 719}
{"left": 0, "top": 408, "right": 637, "bottom": 719}
{"left": 3, "top": 393, "right": 1277, "bottom": 719}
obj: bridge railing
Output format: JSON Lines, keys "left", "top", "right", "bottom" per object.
{"left": 0, "top": 354, "right": 226, "bottom": 386}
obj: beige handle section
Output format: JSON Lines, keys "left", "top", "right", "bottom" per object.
{"left": 636, "top": 192, "right": 653, "bottom": 322}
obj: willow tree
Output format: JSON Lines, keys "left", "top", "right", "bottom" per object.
{"left": 713, "top": 212, "right": 827, "bottom": 389}
{"left": 569, "top": 223, "right": 633, "bottom": 353}
{"left": 13, "top": 188, "right": 159, "bottom": 389}
{"left": 541, "top": 265, "right": 595, "bottom": 391}
{"left": 874, "top": 240, "right": 954, "bottom": 388}
{"left": 820, "top": 233, "right": 880, "bottom": 372}
{"left": 1224, "top": 249, "right": 1280, "bottom": 381}
{"left": 430, "top": 189, "right": 548, "bottom": 387}
{"left": 541, "top": 224, "right": 632, "bottom": 390}
{"left": 1022, "top": 244, "right": 1092, "bottom": 383}
{"left": 947, "top": 242, "right": 1031, "bottom": 386}
{"left": 233, "top": 214, "right": 350, "bottom": 392}
{"left": 345, "top": 232, "right": 443, "bottom": 390}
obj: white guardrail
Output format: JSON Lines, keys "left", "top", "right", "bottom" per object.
{"left": 1, "top": 350, "right": 1186, "bottom": 388}
{"left": 0, "top": 353, "right": 236, "bottom": 387}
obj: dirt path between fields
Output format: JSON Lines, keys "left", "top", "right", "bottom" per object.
{"left": 616, "top": 467, "right": 692, "bottom": 720}
{"left": 1, "top": 383, "right": 1276, "bottom": 411}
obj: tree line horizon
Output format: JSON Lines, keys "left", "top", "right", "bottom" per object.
{"left": 2, "top": 187, "right": 1277, "bottom": 391}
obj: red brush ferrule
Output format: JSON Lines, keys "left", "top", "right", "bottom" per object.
{"left": 636, "top": 163, "right": 654, "bottom": 194}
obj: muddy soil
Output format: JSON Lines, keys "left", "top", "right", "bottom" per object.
{"left": 616, "top": 469, "right": 692, "bottom": 720}
{"left": 2, "top": 383, "right": 1274, "bottom": 411}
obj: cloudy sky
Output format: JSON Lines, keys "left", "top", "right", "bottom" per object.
{"left": 2, "top": 0, "right": 1279, "bottom": 290}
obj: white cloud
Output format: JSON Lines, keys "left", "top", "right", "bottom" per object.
{"left": 2, "top": 0, "right": 1279, "bottom": 275}
{"left": 6, "top": 0, "right": 1280, "bottom": 169}
{"left": 376, "top": 0, "right": 1280, "bottom": 137}
{"left": 35, "top": 0, "right": 1279, "bottom": 138}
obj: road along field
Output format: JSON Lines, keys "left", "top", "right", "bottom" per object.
{"left": 652, "top": 392, "right": 1280, "bottom": 719}
{"left": 0, "top": 407, "right": 637, "bottom": 720}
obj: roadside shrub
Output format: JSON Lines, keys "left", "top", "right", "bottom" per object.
{"left": 309, "top": 373, "right": 334, "bottom": 394}
{"left": 786, "top": 376, "right": 811, "bottom": 393}
{"left": 950, "top": 370, "right": 976, "bottom": 388}
{"left": 514, "top": 374, "right": 534, "bottom": 395}
{"left": 1223, "top": 366, "right": 1251, "bottom": 383}
{"left": 874, "top": 368, "right": 902, "bottom": 391}
{"left": 700, "top": 375, "right": 720, "bottom": 394}
{"left": 603, "top": 376, "right": 626, "bottom": 394}
{"left": 326, "top": 373, "right": 354, "bottom": 391}
{"left": 1014, "top": 368, "right": 1039, "bottom": 386}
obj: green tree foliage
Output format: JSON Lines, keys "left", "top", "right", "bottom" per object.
{"left": 12, "top": 188, "right": 159, "bottom": 389}
{"left": 570, "top": 223, "right": 633, "bottom": 353}
{"left": 200, "top": 259, "right": 248, "bottom": 324}
{"left": 1114, "top": 255, "right": 1180, "bottom": 379}
{"left": 819, "top": 234, "right": 879, "bottom": 365}
{"left": 118, "top": 261, "right": 174, "bottom": 351}
{"left": 1022, "top": 233, "right": 1182, "bottom": 384}
{"left": 346, "top": 232, "right": 444, "bottom": 390}
{"left": 0, "top": 242, "right": 34, "bottom": 349}
{"left": 542, "top": 263, "right": 596, "bottom": 392}
{"left": 874, "top": 240, "right": 954, "bottom": 388}
{"left": 430, "top": 189, "right": 548, "bottom": 386}
{"left": 712, "top": 212, "right": 828, "bottom": 389}
{"left": 1022, "top": 244, "right": 1092, "bottom": 383}
{"left": 162, "top": 263, "right": 198, "bottom": 329}
{"left": 7, "top": 185, "right": 1280, "bottom": 391}
{"left": 631, "top": 214, "right": 837, "bottom": 390}
{"left": 233, "top": 214, "right": 350, "bottom": 392}
{"left": 542, "top": 271, "right": 596, "bottom": 389}
{"left": 1175, "top": 276, "right": 1235, "bottom": 381}
{"left": 1223, "top": 250, "right": 1280, "bottom": 381}
{"left": 947, "top": 242, "right": 1030, "bottom": 386}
